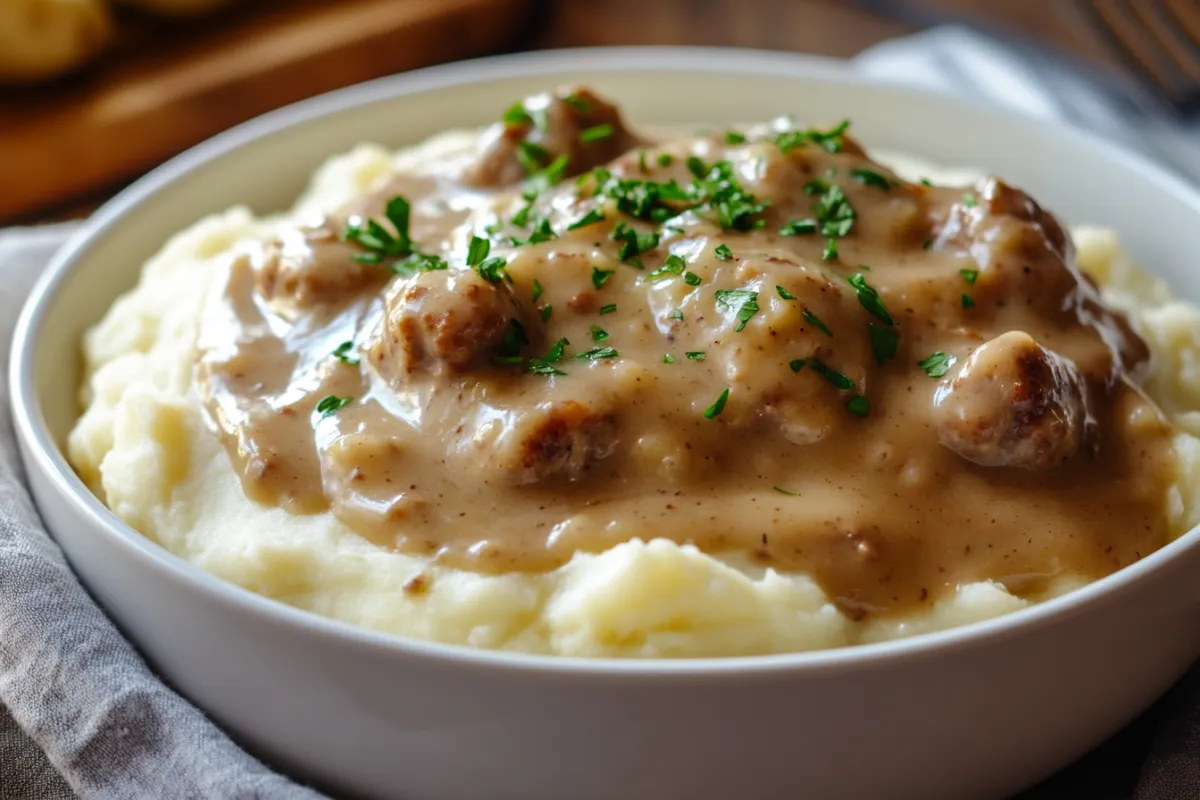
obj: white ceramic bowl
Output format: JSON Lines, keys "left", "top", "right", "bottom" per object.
{"left": 13, "top": 47, "right": 1200, "bottom": 800}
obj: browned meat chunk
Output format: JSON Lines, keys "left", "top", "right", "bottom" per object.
{"left": 495, "top": 400, "right": 619, "bottom": 485}
{"left": 932, "top": 332, "right": 1092, "bottom": 470}
{"left": 254, "top": 222, "right": 388, "bottom": 309}
{"left": 369, "top": 268, "right": 522, "bottom": 377}
{"left": 463, "top": 86, "right": 642, "bottom": 188}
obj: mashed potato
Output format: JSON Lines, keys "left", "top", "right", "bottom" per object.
{"left": 66, "top": 133, "right": 1200, "bottom": 658}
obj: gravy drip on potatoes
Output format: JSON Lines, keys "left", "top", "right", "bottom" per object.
{"left": 196, "top": 87, "right": 1176, "bottom": 619}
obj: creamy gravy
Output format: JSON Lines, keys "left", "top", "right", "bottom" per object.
{"left": 196, "top": 87, "right": 1175, "bottom": 618}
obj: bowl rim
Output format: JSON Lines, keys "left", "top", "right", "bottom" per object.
{"left": 14, "top": 44, "right": 1200, "bottom": 678}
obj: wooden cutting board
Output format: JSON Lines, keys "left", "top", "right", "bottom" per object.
{"left": 0, "top": 0, "right": 532, "bottom": 222}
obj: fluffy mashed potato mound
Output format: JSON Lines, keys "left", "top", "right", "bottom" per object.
{"left": 67, "top": 135, "right": 1200, "bottom": 658}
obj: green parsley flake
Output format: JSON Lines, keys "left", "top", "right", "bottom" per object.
{"left": 780, "top": 219, "right": 818, "bottom": 236}
{"left": 567, "top": 209, "right": 606, "bottom": 230}
{"left": 600, "top": 304, "right": 618, "bottom": 315}
{"left": 476, "top": 257, "right": 508, "bottom": 284}
{"left": 919, "top": 177, "right": 932, "bottom": 186}
{"left": 670, "top": 309, "right": 684, "bottom": 321}
{"left": 527, "top": 338, "right": 569, "bottom": 376}
{"left": 777, "top": 285, "right": 797, "bottom": 300}
{"left": 823, "top": 238, "right": 839, "bottom": 261}
{"left": 846, "top": 273, "right": 894, "bottom": 326}
{"left": 773, "top": 486, "right": 801, "bottom": 496}
{"left": 611, "top": 222, "right": 660, "bottom": 265}
{"left": 919, "top": 351, "right": 957, "bottom": 378}
{"left": 580, "top": 124, "right": 615, "bottom": 143}
{"left": 649, "top": 254, "right": 686, "bottom": 281}
{"left": 802, "top": 308, "right": 833, "bottom": 336}
{"left": 959, "top": 269, "right": 979, "bottom": 285}
{"left": 868, "top": 323, "right": 898, "bottom": 365}
{"left": 590, "top": 325, "right": 609, "bottom": 342}
{"left": 772, "top": 120, "right": 850, "bottom": 154}
{"left": 575, "top": 347, "right": 617, "bottom": 360}
{"left": 963, "top": 193, "right": 978, "bottom": 208}
{"left": 503, "top": 103, "right": 532, "bottom": 126}
{"left": 714, "top": 288, "right": 760, "bottom": 332}
{"left": 845, "top": 395, "right": 870, "bottom": 417}
{"left": 563, "top": 93, "right": 590, "bottom": 113}
{"left": 962, "top": 294, "right": 976, "bottom": 309}
{"left": 344, "top": 196, "right": 437, "bottom": 272}
{"left": 715, "top": 243, "right": 733, "bottom": 261}
{"left": 332, "top": 341, "right": 359, "bottom": 366}
{"left": 515, "top": 140, "right": 550, "bottom": 173}
{"left": 725, "top": 131, "right": 747, "bottom": 144}
{"left": 657, "top": 153, "right": 673, "bottom": 166}
{"left": 664, "top": 354, "right": 675, "bottom": 364}
{"left": 316, "top": 395, "right": 352, "bottom": 417}
{"left": 704, "top": 388, "right": 730, "bottom": 419}
{"left": 789, "top": 359, "right": 807, "bottom": 373}
{"left": 850, "top": 168, "right": 893, "bottom": 190}
{"left": 809, "top": 359, "right": 854, "bottom": 390}
{"left": 683, "top": 271, "right": 701, "bottom": 286}
{"left": 532, "top": 279, "right": 543, "bottom": 303}
{"left": 466, "top": 236, "right": 490, "bottom": 267}
{"left": 540, "top": 305, "right": 553, "bottom": 323}
{"left": 685, "top": 351, "right": 706, "bottom": 361}
{"left": 814, "top": 185, "right": 856, "bottom": 237}
{"left": 592, "top": 267, "right": 614, "bottom": 289}
{"left": 638, "top": 150, "right": 648, "bottom": 173}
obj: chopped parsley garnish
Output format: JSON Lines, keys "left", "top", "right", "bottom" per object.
{"left": 959, "top": 269, "right": 978, "bottom": 285}
{"left": 846, "top": 273, "right": 893, "bottom": 326}
{"left": 466, "top": 236, "right": 490, "bottom": 266}
{"left": 683, "top": 271, "right": 702, "bottom": 286}
{"left": 580, "top": 123, "right": 615, "bottom": 143}
{"left": 599, "top": 304, "right": 617, "bottom": 315}
{"left": 332, "top": 341, "right": 359, "bottom": 366}
{"left": 476, "top": 257, "right": 509, "bottom": 284}
{"left": 773, "top": 486, "right": 801, "bottom": 496}
{"left": 777, "top": 285, "right": 796, "bottom": 300}
{"left": 540, "top": 304, "right": 553, "bottom": 323}
{"left": 715, "top": 243, "right": 734, "bottom": 261}
{"left": 563, "top": 93, "right": 590, "bottom": 113}
{"left": 772, "top": 120, "right": 850, "bottom": 154}
{"left": 610, "top": 222, "right": 660, "bottom": 265}
{"left": 780, "top": 219, "right": 818, "bottom": 236}
{"left": 823, "top": 238, "right": 839, "bottom": 261}
{"left": 725, "top": 131, "right": 747, "bottom": 144}
{"left": 850, "top": 168, "right": 893, "bottom": 190}
{"left": 527, "top": 154, "right": 570, "bottom": 193}
{"left": 344, "top": 196, "right": 433, "bottom": 271}
{"left": 567, "top": 209, "right": 606, "bottom": 230}
{"left": 638, "top": 150, "right": 648, "bottom": 173}
{"left": 590, "top": 324, "right": 609, "bottom": 342}
{"left": 515, "top": 140, "right": 550, "bottom": 173}
{"left": 670, "top": 309, "right": 684, "bottom": 321}
{"left": 510, "top": 203, "right": 533, "bottom": 228}
{"left": 592, "top": 267, "right": 614, "bottom": 289}
{"left": 919, "top": 351, "right": 957, "bottom": 378}
{"left": 587, "top": 158, "right": 767, "bottom": 231}
{"left": 963, "top": 193, "right": 978, "bottom": 208}
{"left": 845, "top": 395, "right": 870, "bottom": 417}
{"left": 685, "top": 351, "right": 706, "bottom": 361}
{"left": 657, "top": 153, "right": 673, "bottom": 166}
{"left": 803, "top": 308, "right": 833, "bottom": 337}
{"left": 814, "top": 185, "right": 856, "bottom": 237}
{"left": 664, "top": 354, "right": 675, "bottom": 364}
{"left": 789, "top": 359, "right": 807, "bottom": 373}
{"left": 803, "top": 178, "right": 830, "bottom": 196}
{"left": 527, "top": 338, "right": 569, "bottom": 376}
{"left": 649, "top": 254, "right": 686, "bottom": 281}
{"left": 704, "top": 388, "right": 730, "bottom": 419}
{"left": 809, "top": 358, "right": 854, "bottom": 390}
{"left": 575, "top": 347, "right": 618, "bottom": 360}
{"left": 532, "top": 279, "right": 543, "bottom": 303}
{"left": 691, "top": 159, "right": 771, "bottom": 230}
{"left": 316, "top": 395, "right": 353, "bottom": 417}
{"left": 961, "top": 294, "right": 976, "bottom": 309}
{"left": 868, "top": 323, "right": 898, "bottom": 365}
{"left": 503, "top": 103, "right": 532, "bottom": 126}
{"left": 919, "top": 177, "right": 932, "bottom": 187}
{"left": 483, "top": 221, "right": 503, "bottom": 236}
{"left": 525, "top": 218, "right": 558, "bottom": 245}
{"left": 714, "top": 288, "right": 760, "bottom": 332}
{"left": 500, "top": 317, "right": 529, "bottom": 357}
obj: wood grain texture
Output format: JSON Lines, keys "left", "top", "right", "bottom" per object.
{"left": 0, "top": 0, "right": 531, "bottom": 222}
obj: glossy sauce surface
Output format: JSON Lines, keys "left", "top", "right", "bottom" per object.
{"left": 196, "top": 88, "right": 1176, "bottom": 618}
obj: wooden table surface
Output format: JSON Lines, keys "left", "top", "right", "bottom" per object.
{"left": 14, "top": 0, "right": 1120, "bottom": 224}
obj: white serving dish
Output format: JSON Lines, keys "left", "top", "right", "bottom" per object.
{"left": 12, "top": 47, "right": 1200, "bottom": 800}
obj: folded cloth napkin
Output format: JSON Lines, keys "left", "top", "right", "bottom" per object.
{"left": 5, "top": 28, "right": 1200, "bottom": 799}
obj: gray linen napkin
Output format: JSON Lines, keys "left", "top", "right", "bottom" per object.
{"left": 0, "top": 225, "right": 324, "bottom": 799}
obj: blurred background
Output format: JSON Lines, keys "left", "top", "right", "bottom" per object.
{"left": 0, "top": 0, "right": 1193, "bottom": 222}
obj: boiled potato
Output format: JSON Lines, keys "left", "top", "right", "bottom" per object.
{"left": 0, "top": 0, "right": 112, "bottom": 83}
